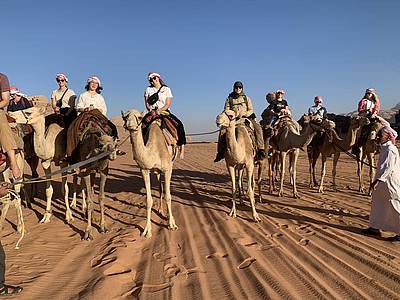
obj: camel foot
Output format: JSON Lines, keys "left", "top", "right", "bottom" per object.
{"left": 229, "top": 208, "right": 237, "bottom": 218}
{"left": 142, "top": 224, "right": 152, "bottom": 238}
{"left": 293, "top": 193, "right": 301, "bottom": 199}
{"left": 278, "top": 192, "right": 283, "bottom": 197}
{"left": 253, "top": 213, "right": 262, "bottom": 223}
{"left": 40, "top": 212, "right": 52, "bottom": 224}
{"left": 83, "top": 229, "right": 93, "bottom": 241}
{"left": 317, "top": 188, "right": 324, "bottom": 194}
{"left": 331, "top": 185, "right": 337, "bottom": 192}
{"left": 65, "top": 211, "right": 74, "bottom": 224}
{"left": 99, "top": 226, "right": 108, "bottom": 233}
{"left": 168, "top": 220, "right": 178, "bottom": 231}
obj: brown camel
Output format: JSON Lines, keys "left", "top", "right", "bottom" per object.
{"left": 122, "top": 109, "right": 179, "bottom": 237}
{"left": 76, "top": 126, "right": 117, "bottom": 240}
{"left": 354, "top": 119, "right": 382, "bottom": 194}
{"left": 307, "top": 116, "right": 369, "bottom": 193}
{"left": 216, "top": 110, "right": 261, "bottom": 222}
{"left": 266, "top": 115, "right": 318, "bottom": 198}
{"left": 9, "top": 107, "right": 73, "bottom": 223}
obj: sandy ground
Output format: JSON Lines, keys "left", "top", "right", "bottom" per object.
{"left": 1, "top": 130, "right": 400, "bottom": 299}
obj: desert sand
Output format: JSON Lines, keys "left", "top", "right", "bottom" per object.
{"left": 1, "top": 126, "right": 400, "bottom": 300}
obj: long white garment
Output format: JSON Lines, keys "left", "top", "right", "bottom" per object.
{"left": 369, "top": 141, "right": 400, "bottom": 233}
{"left": 75, "top": 91, "right": 107, "bottom": 116}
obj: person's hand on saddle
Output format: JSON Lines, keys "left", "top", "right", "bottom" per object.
{"left": 151, "top": 109, "right": 159, "bottom": 117}
{"left": 54, "top": 106, "right": 61, "bottom": 114}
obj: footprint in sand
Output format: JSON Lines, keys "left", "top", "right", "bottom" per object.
{"left": 91, "top": 255, "right": 117, "bottom": 268}
{"left": 153, "top": 252, "right": 176, "bottom": 262}
{"left": 104, "top": 263, "right": 131, "bottom": 276}
{"left": 298, "top": 238, "right": 309, "bottom": 246}
{"left": 164, "top": 263, "right": 181, "bottom": 278}
{"left": 236, "top": 237, "right": 258, "bottom": 247}
{"left": 237, "top": 257, "right": 256, "bottom": 269}
{"left": 206, "top": 252, "right": 228, "bottom": 259}
{"left": 272, "top": 232, "right": 283, "bottom": 238}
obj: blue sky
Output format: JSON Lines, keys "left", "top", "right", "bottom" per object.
{"left": 3, "top": 0, "right": 400, "bottom": 137}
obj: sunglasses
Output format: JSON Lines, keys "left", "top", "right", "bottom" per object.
{"left": 234, "top": 86, "right": 243, "bottom": 89}
{"left": 149, "top": 77, "right": 158, "bottom": 82}
{"left": 57, "top": 79, "right": 65, "bottom": 83}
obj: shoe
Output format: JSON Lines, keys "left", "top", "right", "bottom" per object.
{"left": 361, "top": 227, "right": 380, "bottom": 236}
{"left": 0, "top": 284, "right": 23, "bottom": 296}
{"left": 214, "top": 152, "right": 224, "bottom": 163}
{"left": 387, "top": 235, "right": 400, "bottom": 242}
{"left": 116, "top": 150, "right": 126, "bottom": 156}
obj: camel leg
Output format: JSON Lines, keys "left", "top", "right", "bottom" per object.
{"left": 318, "top": 155, "right": 328, "bottom": 193}
{"left": 83, "top": 175, "right": 93, "bottom": 240}
{"left": 237, "top": 168, "right": 245, "bottom": 205}
{"left": 0, "top": 202, "right": 10, "bottom": 231}
{"left": 278, "top": 152, "right": 287, "bottom": 197}
{"left": 61, "top": 163, "right": 73, "bottom": 223}
{"left": 331, "top": 152, "right": 340, "bottom": 192}
{"left": 98, "top": 169, "right": 108, "bottom": 233}
{"left": 256, "top": 160, "right": 264, "bottom": 203}
{"left": 357, "top": 148, "right": 365, "bottom": 193}
{"left": 26, "top": 156, "right": 39, "bottom": 208}
{"left": 164, "top": 168, "right": 178, "bottom": 230}
{"left": 291, "top": 150, "right": 300, "bottom": 198}
{"left": 156, "top": 172, "right": 165, "bottom": 216}
{"left": 247, "top": 164, "right": 261, "bottom": 222}
{"left": 40, "top": 166, "right": 53, "bottom": 223}
{"left": 142, "top": 169, "right": 153, "bottom": 238}
{"left": 228, "top": 166, "right": 237, "bottom": 218}
{"left": 71, "top": 174, "right": 78, "bottom": 208}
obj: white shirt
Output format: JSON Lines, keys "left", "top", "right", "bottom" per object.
{"left": 51, "top": 88, "right": 76, "bottom": 108}
{"left": 144, "top": 86, "right": 173, "bottom": 111}
{"left": 75, "top": 91, "right": 107, "bottom": 115}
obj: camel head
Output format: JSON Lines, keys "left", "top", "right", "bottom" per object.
{"left": 8, "top": 106, "right": 46, "bottom": 124}
{"left": 216, "top": 110, "right": 236, "bottom": 128}
{"left": 121, "top": 109, "right": 144, "bottom": 132}
{"left": 350, "top": 115, "right": 370, "bottom": 129}
{"left": 85, "top": 128, "right": 118, "bottom": 161}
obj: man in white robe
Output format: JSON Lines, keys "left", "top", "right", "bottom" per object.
{"left": 362, "top": 125, "right": 400, "bottom": 241}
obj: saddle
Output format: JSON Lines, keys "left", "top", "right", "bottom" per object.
{"left": 143, "top": 113, "right": 179, "bottom": 146}
{"left": 66, "top": 109, "right": 114, "bottom": 157}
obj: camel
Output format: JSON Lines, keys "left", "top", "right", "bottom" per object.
{"left": 307, "top": 116, "right": 369, "bottom": 193}
{"left": 122, "top": 109, "right": 179, "bottom": 237}
{"left": 265, "top": 115, "right": 319, "bottom": 198}
{"left": 353, "top": 120, "right": 381, "bottom": 194}
{"left": 215, "top": 110, "right": 261, "bottom": 222}
{"left": 9, "top": 107, "right": 73, "bottom": 223}
{"left": 75, "top": 126, "right": 117, "bottom": 240}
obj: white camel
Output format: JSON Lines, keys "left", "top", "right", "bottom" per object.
{"left": 122, "top": 109, "right": 178, "bottom": 237}
{"left": 216, "top": 109, "right": 261, "bottom": 222}
{"left": 9, "top": 107, "right": 73, "bottom": 223}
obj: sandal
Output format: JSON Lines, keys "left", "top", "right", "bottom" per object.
{"left": 0, "top": 284, "right": 23, "bottom": 296}
{"left": 387, "top": 235, "right": 400, "bottom": 242}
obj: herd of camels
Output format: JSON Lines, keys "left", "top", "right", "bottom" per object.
{"left": 0, "top": 101, "right": 380, "bottom": 243}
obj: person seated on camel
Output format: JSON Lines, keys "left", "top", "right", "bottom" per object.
{"left": 307, "top": 95, "right": 331, "bottom": 145}
{"left": 264, "top": 89, "right": 290, "bottom": 127}
{"left": 71, "top": 76, "right": 124, "bottom": 157}
{"left": 50, "top": 73, "right": 77, "bottom": 128}
{"left": 260, "top": 92, "right": 276, "bottom": 126}
{"left": 143, "top": 72, "right": 186, "bottom": 153}
{"left": 214, "top": 81, "right": 266, "bottom": 162}
{"left": 7, "top": 86, "right": 33, "bottom": 112}
{"left": 357, "top": 88, "right": 381, "bottom": 142}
